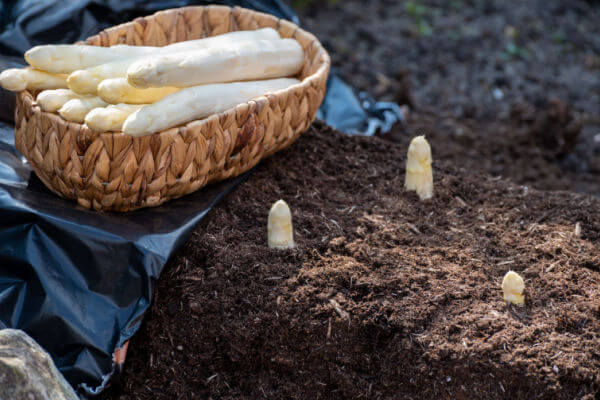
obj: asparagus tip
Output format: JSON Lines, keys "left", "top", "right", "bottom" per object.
{"left": 268, "top": 199, "right": 295, "bottom": 249}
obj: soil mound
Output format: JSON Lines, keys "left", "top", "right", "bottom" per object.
{"left": 103, "top": 124, "right": 600, "bottom": 400}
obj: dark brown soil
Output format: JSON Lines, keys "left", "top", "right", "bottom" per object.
{"left": 100, "top": 1, "right": 600, "bottom": 398}
{"left": 298, "top": 0, "right": 600, "bottom": 196}
{"left": 385, "top": 103, "right": 600, "bottom": 196}
{"left": 102, "top": 124, "right": 600, "bottom": 400}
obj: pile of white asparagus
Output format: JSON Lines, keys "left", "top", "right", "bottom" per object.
{"left": 0, "top": 28, "right": 303, "bottom": 137}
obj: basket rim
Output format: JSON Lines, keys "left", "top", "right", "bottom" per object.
{"left": 19, "top": 5, "right": 331, "bottom": 142}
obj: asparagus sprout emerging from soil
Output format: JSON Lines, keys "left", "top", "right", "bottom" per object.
{"left": 405, "top": 135, "right": 433, "bottom": 200}
{"left": 501, "top": 271, "right": 525, "bottom": 306}
{"left": 268, "top": 200, "right": 294, "bottom": 249}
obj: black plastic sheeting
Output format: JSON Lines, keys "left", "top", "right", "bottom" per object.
{"left": 0, "top": 122, "right": 249, "bottom": 394}
{"left": 0, "top": 0, "right": 404, "bottom": 395}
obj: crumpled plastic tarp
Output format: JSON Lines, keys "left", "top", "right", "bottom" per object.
{"left": 0, "top": 0, "right": 404, "bottom": 395}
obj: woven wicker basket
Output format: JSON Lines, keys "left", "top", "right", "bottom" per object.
{"left": 14, "top": 6, "right": 330, "bottom": 212}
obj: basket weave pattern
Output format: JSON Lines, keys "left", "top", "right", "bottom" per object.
{"left": 14, "top": 6, "right": 330, "bottom": 211}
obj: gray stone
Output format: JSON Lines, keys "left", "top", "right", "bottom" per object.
{"left": 0, "top": 329, "right": 78, "bottom": 400}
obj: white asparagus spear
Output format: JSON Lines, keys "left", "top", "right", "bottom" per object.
{"left": 404, "top": 136, "right": 433, "bottom": 200}
{"left": 164, "top": 27, "right": 279, "bottom": 53}
{"left": 0, "top": 68, "right": 67, "bottom": 91}
{"left": 36, "top": 89, "right": 85, "bottom": 113}
{"left": 127, "top": 39, "right": 304, "bottom": 89}
{"left": 97, "top": 78, "right": 179, "bottom": 104}
{"left": 123, "top": 78, "right": 300, "bottom": 137}
{"left": 66, "top": 28, "right": 281, "bottom": 94}
{"left": 502, "top": 271, "right": 525, "bottom": 306}
{"left": 30, "top": 28, "right": 281, "bottom": 75}
{"left": 67, "top": 59, "right": 135, "bottom": 95}
{"left": 58, "top": 97, "right": 108, "bottom": 123}
{"left": 25, "top": 44, "right": 157, "bottom": 74}
{"left": 85, "top": 104, "right": 145, "bottom": 132}
{"left": 268, "top": 200, "right": 295, "bottom": 249}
